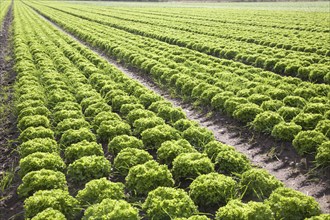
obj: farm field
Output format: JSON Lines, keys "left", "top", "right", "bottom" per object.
{"left": 0, "top": 0, "right": 329, "bottom": 219}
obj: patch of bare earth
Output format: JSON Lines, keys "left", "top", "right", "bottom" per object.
{"left": 34, "top": 8, "right": 330, "bottom": 214}
{"left": 0, "top": 2, "right": 24, "bottom": 220}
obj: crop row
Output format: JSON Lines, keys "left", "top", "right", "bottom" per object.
{"left": 14, "top": 2, "right": 326, "bottom": 219}
{"left": 66, "top": 4, "right": 329, "bottom": 55}
{"left": 31, "top": 2, "right": 330, "bottom": 84}
{"left": 0, "top": 0, "right": 11, "bottom": 28}
{"left": 28, "top": 1, "right": 330, "bottom": 167}
{"left": 118, "top": 6, "right": 329, "bottom": 33}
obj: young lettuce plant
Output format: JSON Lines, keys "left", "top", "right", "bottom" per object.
{"left": 143, "top": 187, "right": 198, "bottom": 220}
{"left": 24, "top": 189, "right": 79, "bottom": 220}
{"left": 114, "top": 148, "right": 153, "bottom": 176}
{"left": 82, "top": 199, "right": 139, "bottom": 220}
{"left": 67, "top": 156, "right": 111, "bottom": 183}
{"left": 76, "top": 177, "right": 125, "bottom": 206}
{"left": 126, "top": 161, "right": 174, "bottom": 195}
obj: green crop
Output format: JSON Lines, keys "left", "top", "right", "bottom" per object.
{"left": 215, "top": 199, "right": 274, "bottom": 220}
{"left": 157, "top": 106, "right": 186, "bottom": 124}
{"left": 24, "top": 189, "right": 79, "bottom": 219}
{"left": 293, "top": 130, "right": 328, "bottom": 155}
{"left": 182, "top": 126, "right": 215, "bottom": 150}
{"left": 233, "top": 103, "right": 263, "bottom": 123}
{"left": 96, "top": 120, "right": 131, "bottom": 143}
{"left": 239, "top": 168, "right": 283, "bottom": 200}
{"left": 120, "top": 103, "right": 145, "bottom": 117}
{"left": 64, "top": 140, "right": 103, "bottom": 163}
{"left": 315, "top": 120, "right": 330, "bottom": 139}
{"left": 266, "top": 187, "right": 321, "bottom": 220}
{"left": 189, "top": 172, "right": 237, "bottom": 206}
{"left": 83, "top": 199, "right": 139, "bottom": 220}
{"left": 18, "top": 169, "right": 67, "bottom": 197}
{"left": 60, "top": 128, "right": 96, "bottom": 148}
{"left": 271, "top": 122, "right": 302, "bottom": 141}
{"left": 91, "top": 111, "right": 121, "bottom": 130}
{"left": 315, "top": 141, "right": 330, "bottom": 167}
{"left": 172, "top": 152, "right": 214, "bottom": 180}
{"left": 67, "top": 156, "right": 111, "bottom": 182}
{"left": 157, "top": 139, "right": 197, "bottom": 165}
{"left": 55, "top": 118, "right": 90, "bottom": 138}
{"left": 292, "top": 113, "right": 323, "bottom": 130}
{"left": 30, "top": 208, "right": 66, "bottom": 220}
{"left": 141, "top": 124, "right": 181, "bottom": 149}
{"left": 19, "top": 138, "right": 59, "bottom": 158}
{"left": 84, "top": 102, "right": 112, "bottom": 118}
{"left": 133, "top": 116, "right": 165, "bottom": 136}
{"left": 19, "top": 152, "right": 66, "bottom": 177}
{"left": 76, "top": 178, "right": 125, "bottom": 206}
{"left": 173, "top": 119, "right": 199, "bottom": 132}
{"left": 252, "top": 111, "right": 284, "bottom": 134}
{"left": 108, "top": 134, "right": 144, "bottom": 155}
{"left": 19, "top": 126, "right": 54, "bottom": 142}
{"left": 127, "top": 109, "right": 156, "bottom": 125}
{"left": 215, "top": 149, "right": 251, "bottom": 174}
{"left": 203, "top": 141, "right": 235, "bottom": 161}
{"left": 143, "top": 187, "right": 197, "bottom": 220}
{"left": 114, "top": 148, "right": 153, "bottom": 176}
{"left": 126, "top": 161, "right": 174, "bottom": 195}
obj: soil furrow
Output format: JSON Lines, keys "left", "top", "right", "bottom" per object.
{"left": 0, "top": 1, "right": 24, "bottom": 220}
{"left": 34, "top": 8, "right": 330, "bottom": 213}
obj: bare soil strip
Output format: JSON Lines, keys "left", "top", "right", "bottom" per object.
{"left": 34, "top": 8, "right": 330, "bottom": 213}
{"left": 0, "top": 2, "right": 24, "bottom": 220}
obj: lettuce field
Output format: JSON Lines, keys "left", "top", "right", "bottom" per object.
{"left": 0, "top": 0, "right": 329, "bottom": 219}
